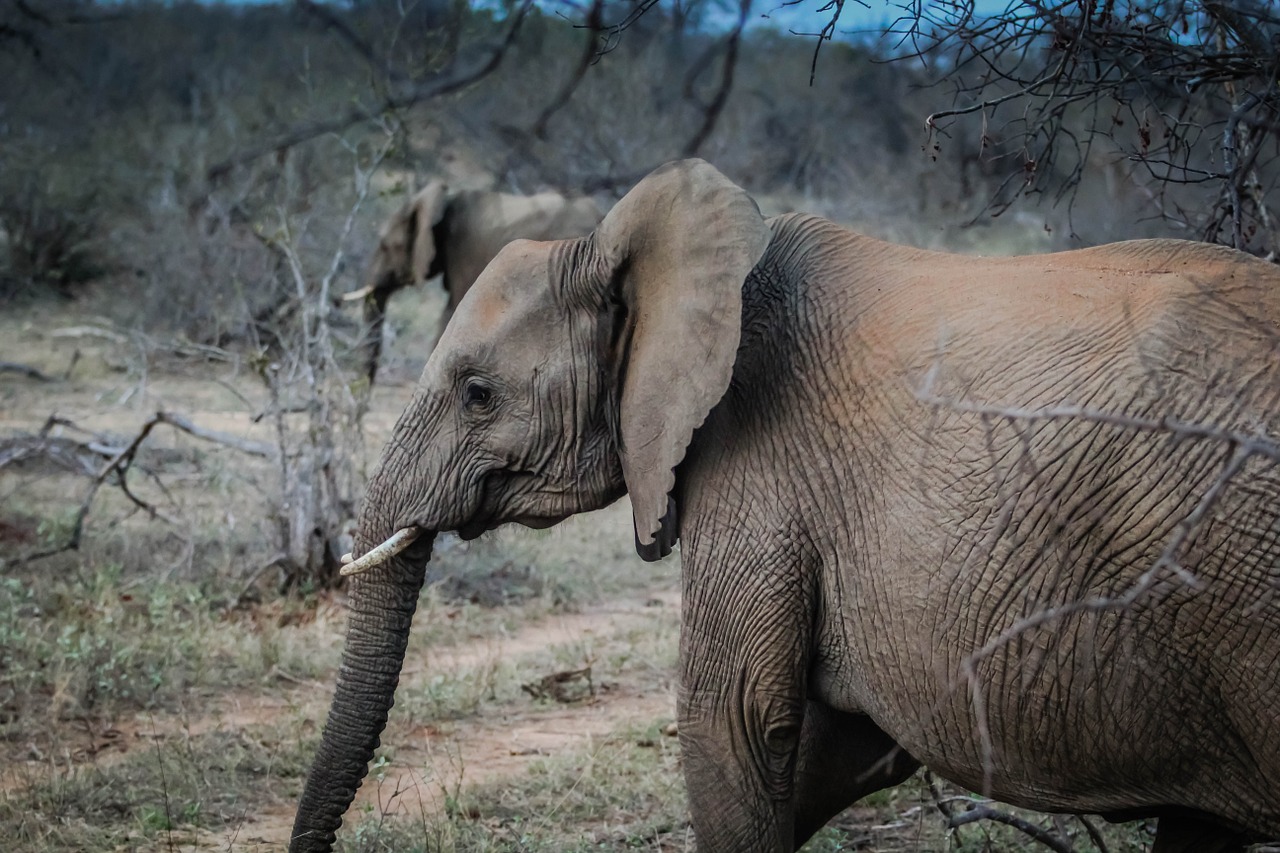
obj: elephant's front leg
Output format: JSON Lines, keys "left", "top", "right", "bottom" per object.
{"left": 677, "top": 560, "right": 811, "bottom": 851}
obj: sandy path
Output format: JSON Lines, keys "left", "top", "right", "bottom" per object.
{"left": 170, "top": 588, "right": 681, "bottom": 851}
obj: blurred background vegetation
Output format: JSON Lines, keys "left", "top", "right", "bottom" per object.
{"left": 7, "top": 0, "right": 1276, "bottom": 334}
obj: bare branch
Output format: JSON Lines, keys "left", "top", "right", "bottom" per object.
{"left": 782, "top": 0, "right": 860, "bottom": 86}
{"left": 682, "top": 0, "right": 750, "bottom": 157}
{"left": 152, "top": 411, "right": 275, "bottom": 459}
{"left": 947, "top": 802, "right": 1075, "bottom": 853}
{"left": 879, "top": 0, "right": 1280, "bottom": 252}
{"left": 205, "top": 0, "right": 534, "bottom": 183}
{"left": 915, "top": 389, "right": 1280, "bottom": 462}
{"left": 915, "top": 379, "right": 1278, "bottom": 794}
{"left": 9, "top": 409, "right": 275, "bottom": 566}
{"left": 595, "top": 0, "right": 663, "bottom": 55}
{"left": 293, "top": 0, "right": 386, "bottom": 77}
{"left": 532, "top": 0, "right": 604, "bottom": 140}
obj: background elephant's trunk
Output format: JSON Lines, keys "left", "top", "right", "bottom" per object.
{"left": 361, "top": 270, "right": 397, "bottom": 384}
{"left": 289, "top": 538, "right": 434, "bottom": 852}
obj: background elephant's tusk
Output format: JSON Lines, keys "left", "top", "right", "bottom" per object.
{"left": 340, "top": 552, "right": 353, "bottom": 564}
{"left": 339, "top": 527, "right": 420, "bottom": 577}
{"left": 341, "top": 285, "right": 374, "bottom": 302}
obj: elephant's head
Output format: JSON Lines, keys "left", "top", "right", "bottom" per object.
{"left": 350, "top": 181, "right": 605, "bottom": 383}
{"left": 349, "top": 181, "right": 449, "bottom": 382}
{"left": 363, "top": 180, "right": 450, "bottom": 297}
{"left": 289, "top": 159, "right": 772, "bottom": 851}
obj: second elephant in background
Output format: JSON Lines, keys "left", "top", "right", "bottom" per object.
{"left": 351, "top": 181, "right": 604, "bottom": 382}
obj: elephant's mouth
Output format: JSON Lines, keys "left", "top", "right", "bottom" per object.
{"left": 458, "top": 519, "right": 493, "bottom": 541}
{"left": 456, "top": 513, "right": 568, "bottom": 541}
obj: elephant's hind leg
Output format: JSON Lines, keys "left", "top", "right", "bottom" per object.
{"left": 792, "top": 702, "right": 919, "bottom": 848}
{"left": 1151, "top": 814, "right": 1249, "bottom": 853}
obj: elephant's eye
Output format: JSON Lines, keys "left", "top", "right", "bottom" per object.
{"left": 463, "top": 381, "right": 492, "bottom": 409}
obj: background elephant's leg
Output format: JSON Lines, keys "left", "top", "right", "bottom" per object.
{"left": 791, "top": 703, "right": 919, "bottom": 846}
{"left": 1151, "top": 815, "right": 1250, "bottom": 853}
{"left": 362, "top": 290, "right": 390, "bottom": 383}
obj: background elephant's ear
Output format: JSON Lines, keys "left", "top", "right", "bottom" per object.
{"left": 409, "top": 181, "right": 449, "bottom": 285}
{"left": 597, "top": 159, "right": 771, "bottom": 561}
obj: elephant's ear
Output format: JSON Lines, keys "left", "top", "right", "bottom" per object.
{"left": 409, "top": 181, "right": 449, "bottom": 285}
{"left": 596, "top": 159, "right": 771, "bottom": 562}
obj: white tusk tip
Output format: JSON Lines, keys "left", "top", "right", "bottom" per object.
{"left": 337, "top": 527, "right": 421, "bottom": 577}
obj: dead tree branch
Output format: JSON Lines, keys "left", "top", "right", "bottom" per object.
{"left": 152, "top": 411, "right": 275, "bottom": 458}
{"left": 6, "top": 410, "right": 276, "bottom": 566}
{"left": 11, "top": 414, "right": 164, "bottom": 566}
{"left": 205, "top": 0, "right": 533, "bottom": 183}
{"left": 532, "top": 0, "right": 604, "bottom": 139}
{"left": 887, "top": 0, "right": 1280, "bottom": 252}
{"left": 947, "top": 802, "right": 1076, "bottom": 853}
{"left": 681, "top": 0, "right": 749, "bottom": 158}
{"left": 293, "top": 0, "right": 386, "bottom": 79}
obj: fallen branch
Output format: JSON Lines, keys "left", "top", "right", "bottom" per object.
{"left": 946, "top": 803, "right": 1074, "bottom": 853}
{"left": 8, "top": 410, "right": 277, "bottom": 566}
{"left": 0, "top": 435, "right": 114, "bottom": 476}
{"left": 11, "top": 416, "right": 163, "bottom": 565}
{"left": 49, "top": 325, "right": 129, "bottom": 345}
{"left": 153, "top": 410, "right": 275, "bottom": 458}
{"left": 926, "top": 773, "right": 1075, "bottom": 853}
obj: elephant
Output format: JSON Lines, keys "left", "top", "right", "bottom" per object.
{"left": 291, "top": 159, "right": 1280, "bottom": 852}
{"left": 347, "top": 180, "right": 603, "bottom": 382}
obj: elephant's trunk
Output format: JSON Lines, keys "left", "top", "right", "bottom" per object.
{"left": 289, "top": 533, "right": 435, "bottom": 853}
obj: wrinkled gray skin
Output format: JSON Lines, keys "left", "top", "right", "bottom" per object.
{"left": 292, "top": 159, "right": 1280, "bottom": 852}
{"left": 355, "top": 180, "right": 603, "bottom": 381}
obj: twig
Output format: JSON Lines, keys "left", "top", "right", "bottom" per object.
{"left": 1078, "top": 815, "right": 1111, "bottom": 853}
{"left": 915, "top": 389, "right": 1280, "bottom": 463}
{"left": 947, "top": 803, "right": 1075, "bottom": 853}
{"left": 928, "top": 773, "right": 1076, "bottom": 852}
{"left": 917, "top": 380, "right": 1276, "bottom": 796}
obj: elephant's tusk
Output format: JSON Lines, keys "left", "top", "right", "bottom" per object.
{"left": 339, "top": 527, "right": 421, "bottom": 577}
{"left": 341, "top": 285, "right": 375, "bottom": 302}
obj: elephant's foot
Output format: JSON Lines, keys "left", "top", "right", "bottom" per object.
{"left": 1151, "top": 814, "right": 1249, "bottom": 853}
{"left": 791, "top": 703, "right": 919, "bottom": 847}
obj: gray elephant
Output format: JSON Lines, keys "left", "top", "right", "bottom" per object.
{"left": 292, "top": 159, "right": 1280, "bottom": 852}
{"left": 348, "top": 180, "right": 602, "bottom": 382}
